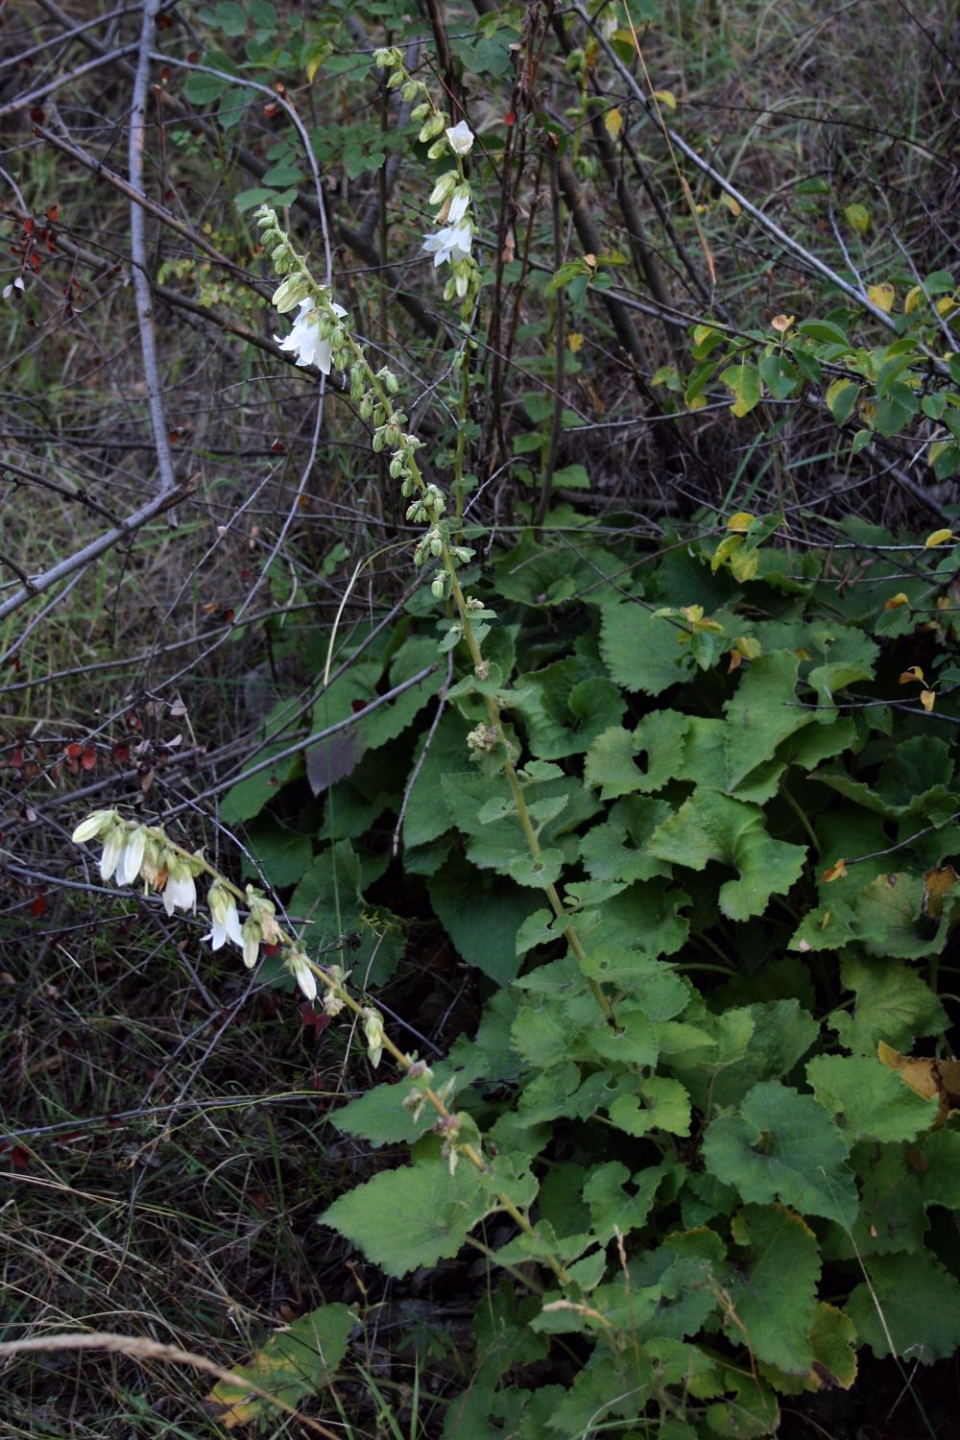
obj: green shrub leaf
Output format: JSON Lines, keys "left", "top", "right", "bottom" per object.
{"left": 702, "top": 1080, "right": 857, "bottom": 1224}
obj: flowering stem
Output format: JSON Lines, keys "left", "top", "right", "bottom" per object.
{"left": 263, "top": 247, "right": 617, "bottom": 1029}
{"left": 75, "top": 812, "right": 573, "bottom": 1282}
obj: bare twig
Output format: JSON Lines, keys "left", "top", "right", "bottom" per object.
{"left": 0, "top": 480, "right": 191, "bottom": 634}
{"left": 0, "top": 1333, "right": 341, "bottom": 1439}
{"left": 128, "top": 0, "right": 177, "bottom": 508}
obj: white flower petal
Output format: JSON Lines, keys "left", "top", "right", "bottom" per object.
{"left": 223, "top": 901, "right": 244, "bottom": 948}
{"left": 291, "top": 955, "right": 318, "bottom": 1001}
{"left": 100, "top": 829, "right": 123, "bottom": 882}
{"left": 115, "top": 829, "right": 146, "bottom": 887}
{"left": 422, "top": 222, "right": 473, "bottom": 268}
{"left": 72, "top": 810, "right": 114, "bottom": 844}
{"left": 447, "top": 190, "right": 470, "bottom": 225}
{"left": 163, "top": 871, "right": 196, "bottom": 915}
{"left": 445, "top": 120, "right": 474, "bottom": 155}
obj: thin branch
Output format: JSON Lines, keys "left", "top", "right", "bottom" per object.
{"left": 0, "top": 480, "right": 191, "bottom": 632}
{"left": 0, "top": 1334, "right": 339, "bottom": 1440}
{"left": 128, "top": 0, "right": 176, "bottom": 505}
{"left": 0, "top": 45, "right": 140, "bottom": 120}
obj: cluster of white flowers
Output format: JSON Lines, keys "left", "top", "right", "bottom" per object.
{"left": 71, "top": 811, "right": 317, "bottom": 1000}
{"left": 75, "top": 811, "right": 203, "bottom": 917}
{"left": 256, "top": 208, "right": 350, "bottom": 376}
{"left": 275, "top": 295, "right": 348, "bottom": 374}
{"left": 421, "top": 121, "right": 477, "bottom": 300}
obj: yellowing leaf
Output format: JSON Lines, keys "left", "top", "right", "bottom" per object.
{"left": 867, "top": 282, "right": 895, "bottom": 313}
{"left": 844, "top": 203, "right": 870, "bottom": 235}
{"left": 921, "top": 688, "right": 936, "bottom": 712}
{"left": 692, "top": 323, "right": 721, "bottom": 349}
{"left": 720, "top": 194, "right": 741, "bottom": 217}
{"left": 710, "top": 533, "right": 742, "bottom": 574}
{"left": 727, "top": 511, "right": 755, "bottom": 533}
{"left": 904, "top": 285, "right": 923, "bottom": 315}
{"left": 770, "top": 313, "right": 795, "bottom": 333}
{"left": 567, "top": 332, "right": 584, "bottom": 353}
{"left": 923, "top": 865, "right": 959, "bottom": 919}
{"left": 735, "top": 636, "right": 763, "bottom": 660}
{"left": 679, "top": 605, "right": 723, "bottom": 633}
{"left": 206, "top": 1305, "right": 354, "bottom": 1430}
{"left": 822, "top": 859, "right": 847, "bottom": 882}
{"left": 884, "top": 592, "right": 909, "bottom": 610}
{"left": 925, "top": 528, "right": 954, "bottom": 549}
{"left": 728, "top": 548, "right": 759, "bottom": 582}
{"left": 651, "top": 88, "right": 677, "bottom": 110}
{"left": 604, "top": 107, "right": 623, "bottom": 139}
{"left": 899, "top": 666, "right": 925, "bottom": 684}
{"left": 878, "top": 1042, "right": 960, "bottom": 1126}
{"left": 936, "top": 294, "right": 960, "bottom": 317}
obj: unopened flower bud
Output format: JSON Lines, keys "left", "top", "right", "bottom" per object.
{"left": 362, "top": 1007, "right": 385, "bottom": 1068}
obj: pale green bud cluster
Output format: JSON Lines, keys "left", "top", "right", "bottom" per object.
{"left": 406, "top": 483, "right": 445, "bottom": 525}
{"left": 466, "top": 723, "right": 499, "bottom": 753}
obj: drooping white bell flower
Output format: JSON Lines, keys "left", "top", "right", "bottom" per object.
{"left": 445, "top": 120, "right": 474, "bottom": 155}
{"left": 285, "top": 947, "right": 318, "bottom": 1001}
{"left": 204, "top": 884, "right": 245, "bottom": 951}
{"left": 162, "top": 859, "right": 197, "bottom": 916}
{"left": 275, "top": 297, "right": 347, "bottom": 374}
{"left": 422, "top": 222, "right": 473, "bottom": 268}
